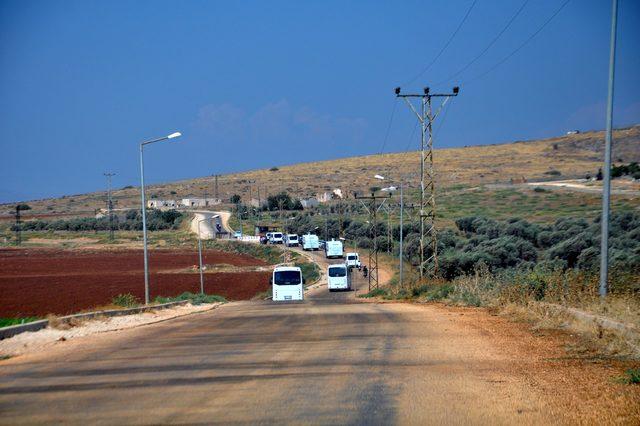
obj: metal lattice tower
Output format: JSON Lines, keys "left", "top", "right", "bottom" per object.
{"left": 104, "top": 172, "right": 116, "bottom": 241}
{"left": 395, "top": 86, "right": 459, "bottom": 280}
{"left": 356, "top": 192, "right": 390, "bottom": 291}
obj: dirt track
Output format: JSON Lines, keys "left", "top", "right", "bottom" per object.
{"left": 0, "top": 248, "right": 269, "bottom": 316}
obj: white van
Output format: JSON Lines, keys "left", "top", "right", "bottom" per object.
{"left": 285, "top": 234, "right": 299, "bottom": 247}
{"left": 270, "top": 232, "right": 284, "bottom": 244}
{"left": 302, "top": 234, "right": 320, "bottom": 251}
{"left": 346, "top": 252, "right": 361, "bottom": 270}
{"left": 324, "top": 239, "right": 344, "bottom": 259}
{"left": 271, "top": 266, "right": 304, "bottom": 301}
{"left": 327, "top": 264, "right": 350, "bottom": 291}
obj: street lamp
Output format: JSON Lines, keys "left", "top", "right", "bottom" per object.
{"left": 375, "top": 174, "right": 405, "bottom": 288}
{"left": 196, "top": 218, "right": 209, "bottom": 295}
{"left": 139, "top": 131, "right": 182, "bottom": 304}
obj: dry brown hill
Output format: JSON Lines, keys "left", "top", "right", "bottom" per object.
{"left": 4, "top": 126, "right": 639, "bottom": 218}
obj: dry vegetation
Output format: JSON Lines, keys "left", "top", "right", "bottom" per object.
{"left": 3, "top": 126, "right": 639, "bottom": 219}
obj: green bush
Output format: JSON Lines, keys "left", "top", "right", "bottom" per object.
{"left": 359, "top": 288, "right": 389, "bottom": 298}
{"left": 112, "top": 294, "right": 140, "bottom": 308}
{"left": 621, "top": 369, "right": 640, "bottom": 385}
{"left": 154, "top": 292, "right": 226, "bottom": 305}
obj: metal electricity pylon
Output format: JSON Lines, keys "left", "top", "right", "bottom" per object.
{"left": 104, "top": 172, "right": 116, "bottom": 240}
{"left": 395, "top": 86, "right": 459, "bottom": 280}
{"left": 355, "top": 192, "right": 391, "bottom": 292}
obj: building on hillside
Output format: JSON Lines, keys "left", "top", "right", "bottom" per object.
{"left": 300, "top": 198, "right": 319, "bottom": 208}
{"left": 249, "top": 198, "right": 262, "bottom": 208}
{"left": 317, "top": 189, "right": 343, "bottom": 203}
{"left": 180, "top": 198, "right": 221, "bottom": 208}
{"left": 147, "top": 200, "right": 177, "bottom": 208}
{"left": 95, "top": 208, "right": 129, "bottom": 220}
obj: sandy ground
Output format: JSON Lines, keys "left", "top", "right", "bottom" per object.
{"left": 525, "top": 178, "right": 640, "bottom": 195}
{"left": 0, "top": 303, "right": 222, "bottom": 358}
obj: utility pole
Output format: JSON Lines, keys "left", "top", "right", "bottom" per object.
{"left": 104, "top": 172, "right": 116, "bottom": 241}
{"left": 14, "top": 206, "right": 22, "bottom": 245}
{"left": 395, "top": 86, "right": 459, "bottom": 281}
{"left": 214, "top": 174, "right": 219, "bottom": 201}
{"left": 599, "top": 0, "right": 619, "bottom": 298}
{"left": 356, "top": 192, "right": 391, "bottom": 292}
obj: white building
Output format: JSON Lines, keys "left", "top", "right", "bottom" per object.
{"left": 317, "top": 189, "right": 343, "bottom": 203}
{"left": 147, "top": 200, "right": 177, "bottom": 208}
{"left": 180, "top": 198, "right": 221, "bottom": 208}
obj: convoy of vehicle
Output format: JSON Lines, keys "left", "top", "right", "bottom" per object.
{"left": 327, "top": 264, "right": 351, "bottom": 291}
{"left": 324, "top": 239, "right": 344, "bottom": 259}
{"left": 255, "top": 230, "right": 356, "bottom": 299}
{"left": 271, "top": 265, "right": 304, "bottom": 301}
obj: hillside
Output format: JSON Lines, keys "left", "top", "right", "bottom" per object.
{"left": 3, "top": 126, "right": 640, "bottom": 220}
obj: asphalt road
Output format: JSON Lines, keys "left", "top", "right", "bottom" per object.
{"left": 0, "top": 251, "right": 556, "bottom": 425}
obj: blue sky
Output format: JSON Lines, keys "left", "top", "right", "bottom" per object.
{"left": 1, "top": 0, "right": 638, "bottom": 203}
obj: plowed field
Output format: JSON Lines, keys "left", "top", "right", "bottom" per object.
{"left": 0, "top": 248, "right": 270, "bottom": 317}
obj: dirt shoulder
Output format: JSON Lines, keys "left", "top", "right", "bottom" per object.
{"left": 412, "top": 302, "right": 640, "bottom": 423}
{"left": 0, "top": 302, "right": 224, "bottom": 359}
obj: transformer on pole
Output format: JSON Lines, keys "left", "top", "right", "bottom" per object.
{"left": 395, "top": 86, "right": 459, "bottom": 281}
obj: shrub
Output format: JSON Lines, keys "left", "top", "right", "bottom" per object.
{"left": 154, "top": 292, "right": 226, "bottom": 305}
{"left": 112, "top": 294, "right": 140, "bottom": 308}
{"left": 269, "top": 167, "right": 279, "bottom": 172}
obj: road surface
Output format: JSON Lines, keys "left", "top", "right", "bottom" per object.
{"left": 0, "top": 251, "right": 570, "bottom": 424}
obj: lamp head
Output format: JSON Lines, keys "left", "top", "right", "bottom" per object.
{"left": 453, "top": 86, "right": 459, "bottom": 94}
{"left": 394, "top": 87, "right": 401, "bottom": 95}
{"left": 167, "top": 132, "right": 182, "bottom": 139}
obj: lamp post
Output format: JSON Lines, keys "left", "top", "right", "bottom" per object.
{"left": 140, "top": 131, "right": 182, "bottom": 304}
{"left": 196, "top": 218, "right": 209, "bottom": 295}
{"left": 375, "top": 174, "right": 404, "bottom": 288}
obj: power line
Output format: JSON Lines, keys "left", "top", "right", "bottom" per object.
{"left": 465, "top": 0, "right": 572, "bottom": 84}
{"left": 379, "top": 98, "right": 399, "bottom": 154}
{"left": 405, "top": 0, "right": 479, "bottom": 86}
{"left": 403, "top": 120, "right": 419, "bottom": 152}
{"left": 436, "top": 0, "right": 530, "bottom": 85}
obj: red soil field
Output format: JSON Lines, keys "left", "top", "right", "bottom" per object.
{"left": 0, "top": 248, "right": 271, "bottom": 317}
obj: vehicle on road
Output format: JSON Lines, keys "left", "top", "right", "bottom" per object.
{"left": 270, "top": 232, "right": 284, "bottom": 244}
{"left": 266, "top": 232, "right": 273, "bottom": 241}
{"left": 345, "top": 252, "right": 361, "bottom": 270}
{"left": 324, "top": 239, "right": 344, "bottom": 259}
{"left": 233, "top": 230, "right": 242, "bottom": 239}
{"left": 271, "top": 266, "right": 304, "bottom": 301}
{"left": 327, "top": 264, "right": 350, "bottom": 291}
{"left": 302, "top": 234, "right": 320, "bottom": 251}
{"left": 285, "top": 234, "right": 299, "bottom": 247}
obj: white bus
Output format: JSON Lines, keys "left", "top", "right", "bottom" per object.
{"left": 302, "top": 234, "right": 320, "bottom": 251}
{"left": 271, "top": 266, "right": 304, "bottom": 301}
{"left": 324, "top": 239, "right": 344, "bottom": 259}
{"left": 327, "top": 264, "right": 351, "bottom": 291}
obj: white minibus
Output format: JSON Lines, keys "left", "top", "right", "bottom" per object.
{"left": 302, "top": 234, "right": 320, "bottom": 251}
{"left": 271, "top": 266, "right": 304, "bottom": 301}
{"left": 324, "top": 239, "right": 344, "bottom": 259}
{"left": 327, "top": 264, "right": 350, "bottom": 291}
